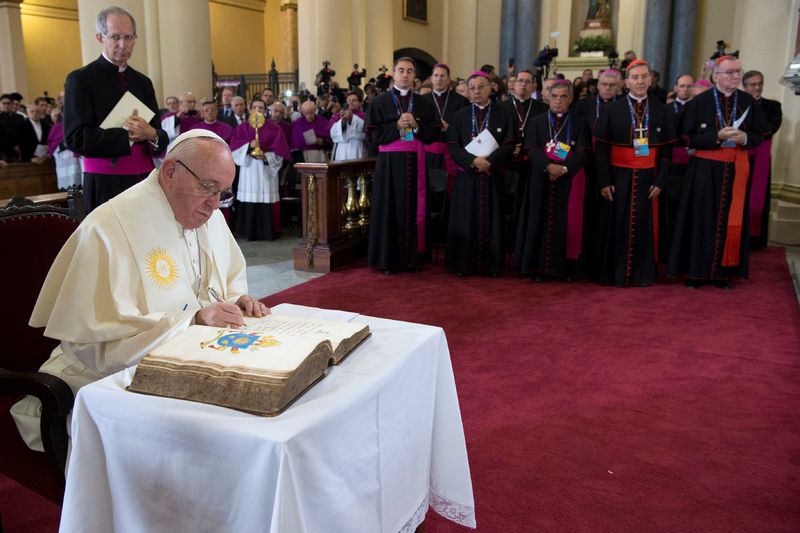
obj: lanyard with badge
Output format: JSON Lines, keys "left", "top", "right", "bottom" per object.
{"left": 627, "top": 96, "right": 650, "bottom": 157}
{"left": 392, "top": 90, "right": 415, "bottom": 141}
{"left": 713, "top": 86, "right": 738, "bottom": 147}
{"left": 545, "top": 110, "right": 571, "bottom": 161}
{"left": 471, "top": 103, "right": 491, "bottom": 139}
{"left": 432, "top": 91, "right": 450, "bottom": 122}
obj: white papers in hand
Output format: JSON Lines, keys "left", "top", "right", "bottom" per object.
{"left": 303, "top": 128, "right": 318, "bottom": 145}
{"left": 733, "top": 106, "right": 749, "bottom": 129}
{"left": 465, "top": 129, "right": 499, "bottom": 158}
{"left": 99, "top": 91, "right": 155, "bottom": 129}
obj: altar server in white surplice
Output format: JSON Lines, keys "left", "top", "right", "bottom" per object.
{"left": 229, "top": 98, "right": 290, "bottom": 241}
{"left": 11, "top": 130, "right": 270, "bottom": 452}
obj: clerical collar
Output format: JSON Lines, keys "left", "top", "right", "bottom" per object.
{"left": 433, "top": 89, "right": 446, "bottom": 96}
{"left": 204, "top": 120, "right": 216, "bottom": 125}
{"left": 101, "top": 52, "right": 127, "bottom": 72}
{"left": 395, "top": 87, "right": 410, "bottom": 96}
{"left": 475, "top": 103, "right": 489, "bottom": 110}
{"left": 628, "top": 93, "right": 647, "bottom": 103}
{"left": 675, "top": 97, "right": 689, "bottom": 105}
{"left": 515, "top": 96, "right": 531, "bottom": 103}
{"left": 556, "top": 113, "right": 564, "bottom": 117}
{"left": 717, "top": 87, "right": 734, "bottom": 97}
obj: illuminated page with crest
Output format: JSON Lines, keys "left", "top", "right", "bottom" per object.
{"left": 127, "top": 315, "right": 370, "bottom": 415}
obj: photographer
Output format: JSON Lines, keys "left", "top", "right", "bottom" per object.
{"left": 161, "top": 92, "right": 199, "bottom": 143}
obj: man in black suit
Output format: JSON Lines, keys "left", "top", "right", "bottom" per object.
{"left": 19, "top": 103, "right": 51, "bottom": 163}
{"left": 217, "top": 87, "right": 236, "bottom": 123}
{"left": 742, "top": 69, "right": 783, "bottom": 250}
{"left": 63, "top": 5, "right": 168, "bottom": 212}
{"left": 224, "top": 96, "right": 248, "bottom": 129}
{"left": 0, "top": 93, "right": 24, "bottom": 162}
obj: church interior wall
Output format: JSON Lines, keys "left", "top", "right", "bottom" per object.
{"left": 20, "top": 0, "right": 82, "bottom": 100}
{"left": 392, "top": 0, "right": 444, "bottom": 69}
{"left": 474, "top": 0, "right": 501, "bottom": 74}
{"left": 209, "top": 1, "right": 267, "bottom": 75}
{"left": 262, "top": 0, "right": 283, "bottom": 72}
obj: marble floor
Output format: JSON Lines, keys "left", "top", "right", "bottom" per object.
{"left": 238, "top": 233, "right": 318, "bottom": 299}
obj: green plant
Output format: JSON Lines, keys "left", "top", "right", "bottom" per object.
{"left": 573, "top": 35, "right": 613, "bottom": 53}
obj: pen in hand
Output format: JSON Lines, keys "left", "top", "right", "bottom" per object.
{"left": 207, "top": 287, "right": 248, "bottom": 327}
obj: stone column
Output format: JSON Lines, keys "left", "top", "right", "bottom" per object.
{"left": 0, "top": 0, "right": 28, "bottom": 95}
{"left": 668, "top": 0, "right": 696, "bottom": 85}
{"left": 499, "top": 0, "right": 517, "bottom": 73}
{"left": 363, "top": 0, "right": 393, "bottom": 84}
{"left": 642, "top": 0, "right": 673, "bottom": 86}
{"left": 280, "top": 0, "right": 298, "bottom": 72}
{"left": 515, "top": 0, "right": 540, "bottom": 72}
{"left": 142, "top": 0, "right": 162, "bottom": 101}
{"left": 157, "top": 0, "right": 212, "bottom": 101}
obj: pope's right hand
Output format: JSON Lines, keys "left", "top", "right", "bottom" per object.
{"left": 195, "top": 302, "right": 245, "bottom": 328}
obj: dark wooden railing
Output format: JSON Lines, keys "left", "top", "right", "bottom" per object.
{"left": 293, "top": 158, "right": 376, "bottom": 272}
{"left": 0, "top": 161, "right": 58, "bottom": 202}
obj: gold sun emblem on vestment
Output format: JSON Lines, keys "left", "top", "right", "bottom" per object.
{"left": 144, "top": 248, "right": 179, "bottom": 290}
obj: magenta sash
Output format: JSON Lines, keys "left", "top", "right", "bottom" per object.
{"left": 425, "top": 141, "right": 458, "bottom": 179}
{"left": 566, "top": 168, "right": 586, "bottom": 260}
{"left": 747, "top": 139, "right": 772, "bottom": 235}
{"left": 83, "top": 143, "right": 154, "bottom": 175}
{"left": 379, "top": 139, "right": 427, "bottom": 253}
{"left": 672, "top": 146, "right": 690, "bottom": 165}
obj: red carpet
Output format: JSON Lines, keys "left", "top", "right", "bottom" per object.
{"left": 263, "top": 246, "right": 800, "bottom": 532}
{"left": 0, "top": 473, "right": 60, "bottom": 532}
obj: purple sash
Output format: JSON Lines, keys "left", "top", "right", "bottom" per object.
{"left": 84, "top": 143, "right": 154, "bottom": 174}
{"left": 567, "top": 168, "right": 586, "bottom": 260}
{"left": 748, "top": 139, "right": 772, "bottom": 235}
{"left": 379, "top": 139, "right": 427, "bottom": 253}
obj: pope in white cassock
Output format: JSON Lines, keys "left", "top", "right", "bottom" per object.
{"left": 11, "top": 129, "right": 270, "bottom": 451}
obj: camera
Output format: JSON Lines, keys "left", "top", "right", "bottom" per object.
{"left": 315, "top": 61, "right": 336, "bottom": 98}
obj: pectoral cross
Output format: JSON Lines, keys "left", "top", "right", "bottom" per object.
{"left": 546, "top": 140, "right": 556, "bottom": 151}
{"left": 634, "top": 123, "right": 648, "bottom": 139}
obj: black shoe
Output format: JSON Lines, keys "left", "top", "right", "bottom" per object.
{"left": 564, "top": 276, "right": 574, "bottom": 283}
{"left": 381, "top": 269, "right": 393, "bottom": 276}
{"left": 532, "top": 275, "right": 543, "bottom": 283}
{"left": 488, "top": 272, "right": 499, "bottom": 279}
{"left": 713, "top": 280, "right": 731, "bottom": 290}
{"left": 456, "top": 271, "right": 466, "bottom": 278}
{"left": 685, "top": 280, "right": 699, "bottom": 289}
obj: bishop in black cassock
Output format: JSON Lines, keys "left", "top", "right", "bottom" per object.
{"left": 422, "top": 63, "right": 469, "bottom": 177}
{"left": 668, "top": 57, "right": 770, "bottom": 287}
{"left": 742, "top": 70, "right": 783, "bottom": 251}
{"left": 364, "top": 58, "right": 440, "bottom": 273}
{"left": 593, "top": 61, "right": 676, "bottom": 287}
{"left": 445, "top": 71, "right": 514, "bottom": 277}
{"left": 515, "top": 81, "right": 592, "bottom": 279}
{"left": 573, "top": 70, "right": 622, "bottom": 279}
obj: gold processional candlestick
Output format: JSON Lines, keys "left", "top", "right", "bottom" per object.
{"left": 248, "top": 111, "right": 265, "bottom": 157}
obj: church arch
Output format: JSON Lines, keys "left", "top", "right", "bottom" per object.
{"left": 394, "top": 47, "right": 437, "bottom": 81}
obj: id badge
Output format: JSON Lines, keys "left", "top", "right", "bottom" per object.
{"left": 401, "top": 128, "right": 414, "bottom": 141}
{"left": 545, "top": 141, "right": 570, "bottom": 162}
{"left": 721, "top": 140, "right": 736, "bottom": 148}
{"left": 634, "top": 137, "right": 649, "bottom": 157}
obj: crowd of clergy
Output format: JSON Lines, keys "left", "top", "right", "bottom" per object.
{"left": 1, "top": 43, "right": 782, "bottom": 290}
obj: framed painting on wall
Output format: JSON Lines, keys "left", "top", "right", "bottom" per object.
{"left": 403, "top": 0, "right": 427, "bottom": 24}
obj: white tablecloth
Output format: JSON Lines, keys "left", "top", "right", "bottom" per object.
{"left": 60, "top": 304, "right": 476, "bottom": 533}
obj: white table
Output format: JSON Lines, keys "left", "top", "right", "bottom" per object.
{"left": 59, "top": 304, "right": 476, "bottom": 533}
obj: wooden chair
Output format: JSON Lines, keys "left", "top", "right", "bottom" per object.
{"left": 0, "top": 199, "right": 80, "bottom": 503}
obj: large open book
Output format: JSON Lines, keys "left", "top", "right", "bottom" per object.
{"left": 127, "top": 314, "right": 371, "bottom": 416}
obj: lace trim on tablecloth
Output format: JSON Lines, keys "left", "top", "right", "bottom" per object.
{"left": 398, "top": 494, "right": 428, "bottom": 533}
{"left": 397, "top": 489, "right": 477, "bottom": 532}
{"left": 430, "top": 488, "right": 476, "bottom": 528}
